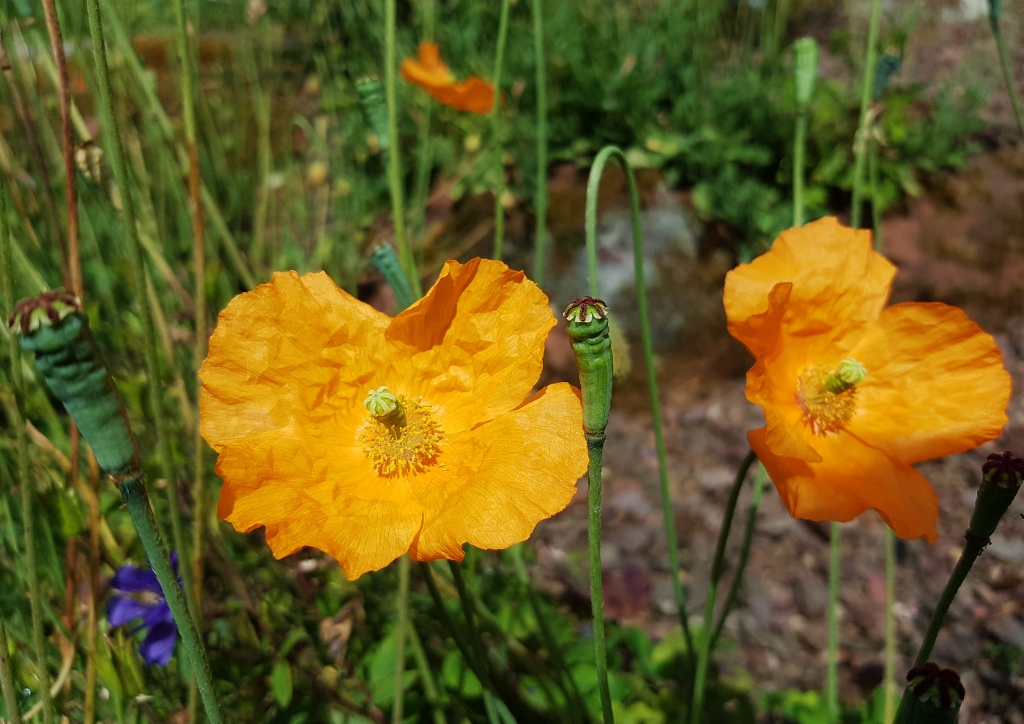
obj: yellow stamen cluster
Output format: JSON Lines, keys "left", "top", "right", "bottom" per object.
{"left": 359, "top": 391, "right": 443, "bottom": 476}
{"left": 798, "top": 358, "right": 866, "bottom": 435}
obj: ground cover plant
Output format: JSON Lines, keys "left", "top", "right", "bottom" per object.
{"left": 0, "top": 0, "right": 1022, "bottom": 722}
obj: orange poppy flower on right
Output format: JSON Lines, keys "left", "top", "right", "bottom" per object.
{"left": 401, "top": 42, "right": 494, "bottom": 114}
{"left": 724, "top": 217, "right": 1011, "bottom": 541}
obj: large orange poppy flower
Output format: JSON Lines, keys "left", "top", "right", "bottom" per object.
{"left": 200, "top": 258, "right": 587, "bottom": 579}
{"left": 724, "top": 217, "right": 1011, "bottom": 541}
{"left": 400, "top": 41, "right": 495, "bottom": 114}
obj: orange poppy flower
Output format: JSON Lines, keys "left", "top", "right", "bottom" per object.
{"left": 200, "top": 258, "right": 587, "bottom": 579}
{"left": 400, "top": 41, "right": 495, "bottom": 114}
{"left": 724, "top": 217, "right": 1011, "bottom": 541}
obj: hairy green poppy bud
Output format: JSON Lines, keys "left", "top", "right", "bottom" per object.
{"left": 898, "top": 663, "right": 964, "bottom": 724}
{"left": 11, "top": 293, "right": 139, "bottom": 476}
{"left": 370, "top": 244, "right": 416, "bottom": 312}
{"left": 794, "top": 37, "right": 819, "bottom": 109}
{"left": 356, "top": 76, "right": 390, "bottom": 152}
{"left": 967, "top": 450, "right": 1023, "bottom": 544}
{"left": 564, "top": 297, "right": 612, "bottom": 437}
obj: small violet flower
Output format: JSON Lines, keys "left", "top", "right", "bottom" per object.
{"left": 107, "top": 552, "right": 179, "bottom": 666}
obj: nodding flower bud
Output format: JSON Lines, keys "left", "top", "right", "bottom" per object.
{"left": 564, "top": 297, "right": 612, "bottom": 438}
{"left": 794, "top": 37, "right": 819, "bottom": 109}
{"left": 898, "top": 663, "right": 964, "bottom": 724}
{"left": 14, "top": 296, "right": 139, "bottom": 476}
{"left": 967, "top": 450, "right": 1023, "bottom": 544}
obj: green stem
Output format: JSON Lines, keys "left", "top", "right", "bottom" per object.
{"left": 120, "top": 475, "right": 222, "bottom": 722}
{"left": 491, "top": 0, "right": 512, "bottom": 261}
{"left": 585, "top": 434, "right": 614, "bottom": 724}
{"left": 583, "top": 145, "right": 694, "bottom": 658}
{"left": 990, "top": 8, "right": 1024, "bottom": 138}
{"left": 849, "top": 0, "right": 881, "bottom": 228}
{"left": 448, "top": 562, "right": 505, "bottom": 724}
{"left": 407, "top": 624, "right": 446, "bottom": 724}
{"left": 793, "top": 111, "right": 808, "bottom": 226}
{"left": 419, "top": 562, "right": 475, "bottom": 665}
{"left": 410, "top": 0, "right": 435, "bottom": 258}
{"left": 884, "top": 527, "right": 896, "bottom": 724}
{"left": 0, "top": 144, "right": 53, "bottom": 724}
{"left": 392, "top": 555, "right": 410, "bottom": 724}
{"left": 869, "top": 137, "right": 884, "bottom": 252}
{"left": 710, "top": 461, "right": 766, "bottom": 648}
{"left": 689, "top": 449, "right": 757, "bottom": 724}
{"left": 384, "top": 0, "right": 420, "bottom": 296}
{"left": 826, "top": 522, "right": 842, "bottom": 723}
{"left": 85, "top": 0, "right": 195, "bottom": 616}
{"left": 531, "top": 0, "right": 549, "bottom": 285}
{"left": 0, "top": 620, "right": 21, "bottom": 724}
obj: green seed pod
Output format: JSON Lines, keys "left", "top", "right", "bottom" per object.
{"left": 794, "top": 37, "right": 819, "bottom": 109}
{"left": 564, "top": 297, "right": 613, "bottom": 437}
{"left": 11, "top": 292, "right": 139, "bottom": 476}
{"left": 371, "top": 244, "right": 416, "bottom": 312}
{"left": 898, "top": 663, "right": 964, "bottom": 724}
{"left": 356, "top": 76, "right": 390, "bottom": 152}
{"left": 967, "top": 450, "right": 1023, "bottom": 543}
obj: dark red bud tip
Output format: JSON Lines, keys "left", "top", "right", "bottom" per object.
{"left": 563, "top": 296, "right": 609, "bottom": 324}
{"left": 7, "top": 290, "right": 82, "bottom": 334}
{"left": 982, "top": 450, "right": 1024, "bottom": 489}
{"left": 906, "top": 663, "right": 965, "bottom": 709}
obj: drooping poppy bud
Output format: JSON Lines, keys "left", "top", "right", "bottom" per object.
{"left": 967, "top": 450, "right": 1023, "bottom": 544}
{"left": 794, "top": 37, "right": 819, "bottom": 109}
{"left": 564, "top": 297, "right": 612, "bottom": 437}
{"left": 897, "top": 663, "right": 964, "bottom": 724}
{"left": 11, "top": 292, "right": 139, "bottom": 476}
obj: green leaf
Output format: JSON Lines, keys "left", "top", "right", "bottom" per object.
{"left": 271, "top": 659, "right": 293, "bottom": 708}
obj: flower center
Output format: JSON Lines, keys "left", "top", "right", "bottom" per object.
{"left": 359, "top": 386, "right": 443, "bottom": 476}
{"left": 797, "top": 358, "right": 866, "bottom": 435}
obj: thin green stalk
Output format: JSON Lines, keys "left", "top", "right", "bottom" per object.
{"left": 913, "top": 535, "right": 985, "bottom": 669}
{"left": 120, "top": 475, "right": 222, "bottom": 722}
{"left": 689, "top": 449, "right": 757, "bottom": 724}
{"left": 384, "top": 0, "right": 419, "bottom": 296}
{"left": 392, "top": 555, "right": 410, "bottom": 724}
{"left": 0, "top": 620, "right": 21, "bottom": 724}
{"left": 710, "top": 461, "right": 766, "bottom": 649}
{"left": 0, "top": 146, "right": 53, "bottom": 724}
{"left": 531, "top": 0, "right": 549, "bottom": 284}
{"left": 408, "top": 624, "right": 446, "bottom": 724}
{"left": 583, "top": 145, "right": 694, "bottom": 658}
{"left": 490, "top": 0, "right": 512, "bottom": 261}
{"left": 869, "top": 138, "right": 883, "bottom": 252}
{"left": 85, "top": 0, "right": 195, "bottom": 615}
{"left": 419, "top": 562, "right": 475, "bottom": 670}
{"left": 448, "top": 562, "right": 504, "bottom": 724}
{"left": 989, "top": 0, "right": 1024, "bottom": 138}
{"left": 849, "top": 0, "right": 882, "bottom": 228}
{"left": 410, "top": 0, "right": 436, "bottom": 254}
{"left": 884, "top": 528, "right": 896, "bottom": 723}
{"left": 793, "top": 112, "right": 808, "bottom": 226}
{"left": 585, "top": 434, "right": 614, "bottom": 724}
{"left": 826, "top": 522, "right": 842, "bottom": 723}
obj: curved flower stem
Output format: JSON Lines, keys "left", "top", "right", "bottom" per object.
{"left": 0, "top": 145, "right": 53, "bottom": 724}
{"left": 408, "top": 624, "right": 446, "bottom": 724}
{"left": 883, "top": 528, "right": 897, "bottom": 723}
{"left": 384, "top": 0, "right": 419, "bottom": 296}
{"left": 989, "top": 0, "right": 1024, "bottom": 138}
{"left": 84, "top": 0, "right": 195, "bottom": 617}
{"left": 392, "top": 555, "right": 411, "bottom": 724}
{"left": 120, "top": 475, "right": 223, "bottom": 722}
{"left": 583, "top": 145, "right": 695, "bottom": 659}
{"left": 689, "top": 448, "right": 757, "bottom": 724}
{"left": 826, "top": 522, "right": 842, "bottom": 723}
{"left": 530, "top": 0, "right": 549, "bottom": 285}
{"left": 0, "top": 620, "right": 21, "bottom": 724}
{"left": 490, "top": 0, "right": 512, "bottom": 261}
{"left": 849, "top": 0, "right": 881, "bottom": 228}
{"left": 710, "top": 461, "right": 767, "bottom": 649}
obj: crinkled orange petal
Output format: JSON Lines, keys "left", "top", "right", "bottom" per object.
{"left": 400, "top": 41, "right": 494, "bottom": 114}
{"left": 750, "top": 425, "right": 940, "bottom": 541}
{"left": 848, "top": 302, "right": 1010, "bottom": 464}
{"left": 387, "top": 258, "right": 555, "bottom": 433}
{"left": 215, "top": 426, "right": 422, "bottom": 580}
{"left": 725, "top": 217, "right": 894, "bottom": 374}
{"left": 407, "top": 383, "right": 587, "bottom": 561}
{"left": 200, "top": 271, "right": 390, "bottom": 450}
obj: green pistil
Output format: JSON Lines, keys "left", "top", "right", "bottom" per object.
{"left": 365, "top": 386, "right": 407, "bottom": 431}
{"left": 823, "top": 358, "right": 867, "bottom": 394}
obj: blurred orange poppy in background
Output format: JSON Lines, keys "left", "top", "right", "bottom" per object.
{"left": 724, "top": 217, "right": 1010, "bottom": 541}
{"left": 401, "top": 41, "right": 495, "bottom": 113}
{"left": 200, "top": 258, "right": 587, "bottom": 579}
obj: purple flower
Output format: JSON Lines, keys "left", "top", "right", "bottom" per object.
{"left": 107, "top": 552, "right": 179, "bottom": 666}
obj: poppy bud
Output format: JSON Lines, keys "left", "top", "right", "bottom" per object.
{"left": 370, "top": 244, "right": 416, "bottom": 312}
{"left": 794, "top": 37, "right": 819, "bottom": 109}
{"left": 12, "top": 293, "right": 139, "bottom": 476}
{"left": 967, "top": 450, "right": 1023, "bottom": 544}
{"left": 897, "top": 663, "right": 964, "bottom": 724}
{"left": 564, "top": 297, "right": 612, "bottom": 437}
